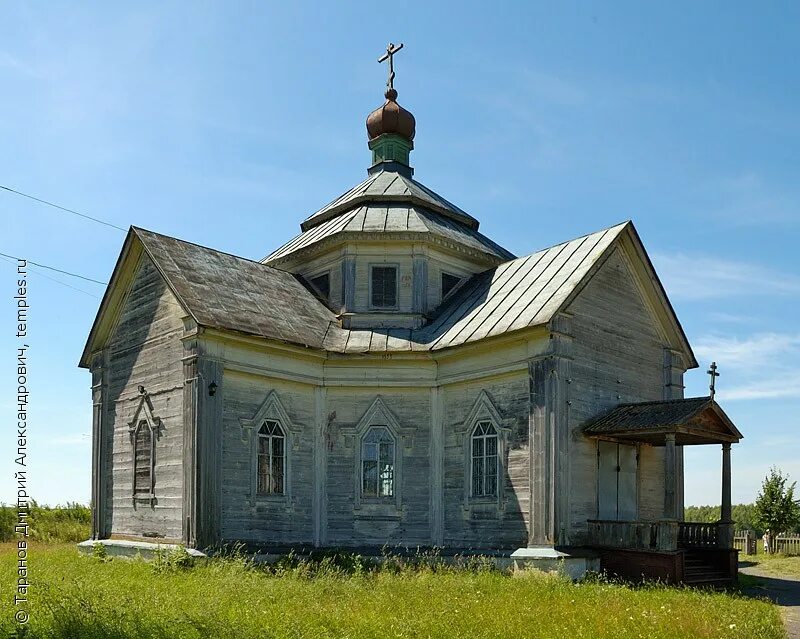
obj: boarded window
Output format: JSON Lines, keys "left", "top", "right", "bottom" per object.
{"left": 441, "top": 272, "right": 461, "bottom": 298}
{"left": 133, "top": 421, "right": 154, "bottom": 497}
{"left": 471, "top": 421, "right": 498, "bottom": 497}
{"left": 310, "top": 272, "right": 330, "bottom": 300}
{"left": 257, "top": 420, "right": 285, "bottom": 495}
{"left": 361, "top": 426, "right": 395, "bottom": 498}
{"left": 371, "top": 266, "right": 397, "bottom": 308}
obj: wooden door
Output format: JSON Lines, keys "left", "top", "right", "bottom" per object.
{"left": 597, "top": 442, "right": 638, "bottom": 520}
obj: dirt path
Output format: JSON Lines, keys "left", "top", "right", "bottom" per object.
{"left": 740, "top": 563, "right": 800, "bottom": 638}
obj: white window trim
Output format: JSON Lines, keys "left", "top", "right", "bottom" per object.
{"left": 368, "top": 263, "right": 400, "bottom": 310}
{"left": 240, "top": 390, "right": 299, "bottom": 504}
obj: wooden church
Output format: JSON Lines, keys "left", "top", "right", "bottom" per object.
{"left": 80, "top": 47, "right": 743, "bottom": 584}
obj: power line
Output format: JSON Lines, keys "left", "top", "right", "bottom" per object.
{"left": 0, "top": 251, "right": 107, "bottom": 285}
{"left": 0, "top": 184, "right": 127, "bottom": 232}
{"left": 0, "top": 254, "right": 100, "bottom": 298}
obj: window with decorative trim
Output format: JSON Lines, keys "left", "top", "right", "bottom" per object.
{"left": 257, "top": 420, "right": 285, "bottom": 495}
{"left": 471, "top": 421, "right": 498, "bottom": 498}
{"left": 133, "top": 420, "right": 155, "bottom": 498}
{"left": 361, "top": 426, "right": 395, "bottom": 499}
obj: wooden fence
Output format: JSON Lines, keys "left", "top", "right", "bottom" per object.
{"left": 733, "top": 531, "right": 756, "bottom": 555}
{"left": 775, "top": 534, "right": 800, "bottom": 555}
{"left": 733, "top": 532, "right": 800, "bottom": 555}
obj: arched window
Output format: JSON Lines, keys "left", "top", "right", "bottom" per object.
{"left": 257, "top": 420, "right": 285, "bottom": 495}
{"left": 361, "top": 426, "right": 395, "bottom": 498}
{"left": 471, "top": 421, "right": 498, "bottom": 497}
{"left": 133, "top": 420, "right": 155, "bottom": 498}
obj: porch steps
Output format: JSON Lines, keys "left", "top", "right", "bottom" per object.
{"left": 683, "top": 551, "right": 733, "bottom": 587}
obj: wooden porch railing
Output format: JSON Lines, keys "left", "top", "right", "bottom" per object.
{"left": 589, "top": 520, "right": 735, "bottom": 552}
{"left": 588, "top": 520, "right": 679, "bottom": 552}
{"left": 678, "top": 522, "right": 718, "bottom": 548}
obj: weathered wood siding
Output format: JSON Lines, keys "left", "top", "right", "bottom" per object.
{"left": 442, "top": 374, "right": 530, "bottom": 549}
{"left": 567, "top": 247, "right": 668, "bottom": 542}
{"left": 325, "top": 388, "right": 432, "bottom": 547}
{"left": 104, "top": 255, "right": 186, "bottom": 540}
{"left": 221, "top": 372, "right": 316, "bottom": 545}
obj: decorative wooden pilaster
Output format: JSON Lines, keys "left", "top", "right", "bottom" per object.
{"left": 429, "top": 386, "right": 444, "bottom": 546}
{"left": 529, "top": 357, "right": 550, "bottom": 546}
{"left": 529, "top": 315, "right": 572, "bottom": 547}
{"left": 663, "top": 349, "right": 686, "bottom": 519}
{"left": 720, "top": 442, "right": 733, "bottom": 548}
{"left": 313, "top": 386, "right": 328, "bottom": 547}
{"left": 182, "top": 342, "right": 198, "bottom": 547}
{"left": 412, "top": 255, "right": 428, "bottom": 315}
{"left": 664, "top": 433, "right": 679, "bottom": 520}
{"left": 90, "top": 352, "right": 109, "bottom": 539}
{"left": 182, "top": 340, "right": 223, "bottom": 549}
{"left": 342, "top": 256, "right": 356, "bottom": 312}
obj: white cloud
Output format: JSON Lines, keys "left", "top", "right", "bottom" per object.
{"left": 694, "top": 333, "right": 800, "bottom": 369}
{"left": 652, "top": 252, "right": 800, "bottom": 300}
{"left": 692, "top": 331, "right": 800, "bottom": 401}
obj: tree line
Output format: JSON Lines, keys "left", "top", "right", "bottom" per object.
{"left": 686, "top": 468, "right": 800, "bottom": 538}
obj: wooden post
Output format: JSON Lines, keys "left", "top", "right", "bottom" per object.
{"left": 90, "top": 353, "right": 109, "bottom": 539}
{"left": 720, "top": 442, "right": 733, "bottom": 548}
{"left": 664, "top": 433, "right": 678, "bottom": 520}
{"left": 429, "top": 386, "right": 444, "bottom": 547}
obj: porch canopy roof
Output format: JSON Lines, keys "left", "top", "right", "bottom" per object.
{"left": 582, "top": 397, "right": 743, "bottom": 446}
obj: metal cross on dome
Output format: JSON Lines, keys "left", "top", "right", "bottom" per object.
{"left": 378, "top": 42, "right": 404, "bottom": 91}
{"left": 708, "top": 361, "right": 720, "bottom": 400}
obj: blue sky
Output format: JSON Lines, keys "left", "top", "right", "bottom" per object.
{"left": 0, "top": 2, "right": 798, "bottom": 507}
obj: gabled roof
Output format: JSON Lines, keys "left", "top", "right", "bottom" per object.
{"left": 79, "top": 227, "right": 338, "bottom": 367}
{"left": 265, "top": 202, "right": 514, "bottom": 263}
{"left": 419, "top": 223, "right": 629, "bottom": 349}
{"left": 298, "top": 170, "right": 479, "bottom": 232}
{"left": 582, "top": 397, "right": 743, "bottom": 445}
{"left": 81, "top": 220, "right": 696, "bottom": 364}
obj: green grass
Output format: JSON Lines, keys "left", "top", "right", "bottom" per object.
{"left": 741, "top": 540, "right": 800, "bottom": 579}
{"left": 0, "top": 501, "right": 90, "bottom": 543}
{"left": 0, "top": 544, "right": 784, "bottom": 639}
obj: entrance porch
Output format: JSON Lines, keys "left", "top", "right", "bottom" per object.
{"left": 582, "top": 397, "right": 743, "bottom": 586}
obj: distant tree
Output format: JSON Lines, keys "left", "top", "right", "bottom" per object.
{"left": 754, "top": 467, "right": 800, "bottom": 549}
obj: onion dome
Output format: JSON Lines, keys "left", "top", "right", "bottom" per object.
{"left": 366, "top": 88, "right": 416, "bottom": 141}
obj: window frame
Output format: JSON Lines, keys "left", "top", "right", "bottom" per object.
{"left": 256, "top": 419, "right": 286, "bottom": 496}
{"left": 360, "top": 425, "right": 396, "bottom": 501}
{"left": 242, "top": 390, "right": 297, "bottom": 504}
{"left": 308, "top": 270, "right": 331, "bottom": 302}
{"left": 369, "top": 264, "right": 399, "bottom": 310}
{"left": 132, "top": 419, "right": 156, "bottom": 501}
{"left": 441, "top": 271, "right": 462, "bottom": 300}
{"left": 352, "top": 397, "right": 405, "bottom": 513}
{"left": 461, "top": 390, "right": 507, "bottom": 509}
{"left": 470, "top": 420, "right": 499, "bottom": 499}
{"left": 127, "top": 390, "right": 161, "bottom": 506}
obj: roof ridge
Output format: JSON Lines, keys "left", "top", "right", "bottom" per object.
{"left": 133, "top": 226, "right": 290, "bottom": 272}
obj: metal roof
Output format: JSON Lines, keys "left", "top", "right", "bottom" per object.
{"left": 265, "top": 203, "right": 514, "bottom": 263}
{"left": 418, "top": 222, "right": 628, "bottom": 350}
{"left": 85, "top": 220, "right": 676, "bottom": 359}
{"left": 298, "top": 170, "right": 479, "bottom": 232}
